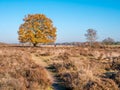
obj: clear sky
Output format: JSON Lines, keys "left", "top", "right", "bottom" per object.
{"left": 0, "top": 0, "right": 120, "bottom": 43}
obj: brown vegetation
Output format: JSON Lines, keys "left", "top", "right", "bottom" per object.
{"left": 0, "top": 45, "right": 120, "bottom": 90}
{"left": 0, "top": 47, "right": 52, "bottom": 90}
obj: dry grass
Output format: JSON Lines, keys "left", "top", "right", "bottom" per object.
{"left": 114, "top": 71, "right": 120, "bottom": 87}
{"left": 0, "top": 46, "right": 120, "bottom": 90}
{"left": 0, "top": 47, "right": 52, "bottom": 90}
{"left": 40, "top": 47, "right": 120, "bottom": 90}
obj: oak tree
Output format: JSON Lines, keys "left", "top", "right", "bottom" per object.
{"left": 85, "top": 29, "right": 97, "bottom": 47}
{"left": 18, "top": 14, "right": 56, "bottom": 46}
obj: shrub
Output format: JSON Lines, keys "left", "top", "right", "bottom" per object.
{"left": 114, "top": 71, "right": 120, "bottom": 87}
{"left": 0, "top": 47, "right": 52, "bottom": 90}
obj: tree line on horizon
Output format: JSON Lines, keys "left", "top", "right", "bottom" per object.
{"left": 18, "top": 14, "right": 119, "bottom": 47}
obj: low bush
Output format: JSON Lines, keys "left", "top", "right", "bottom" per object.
{"left": 0, "top": 48, "right": 52, "bottom": 90}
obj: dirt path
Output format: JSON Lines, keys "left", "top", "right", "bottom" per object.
{"left": 31, "top": 54, "right": 48, "bottom": 67}
{"left": 31, "top": 53, "right": 66, "bottom": 90}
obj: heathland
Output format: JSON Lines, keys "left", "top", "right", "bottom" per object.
{"left": 0, "top": 43, "right": 120, "bottom": 90}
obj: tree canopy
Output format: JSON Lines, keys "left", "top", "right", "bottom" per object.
{"left": 18, "top": 14, "right": 57, "bottom": 46}
{"left": 102, "top": 37, "right": 115, "bottom": 45}
{"left": 85, "top": 29, "right": 97, "bottom": 47}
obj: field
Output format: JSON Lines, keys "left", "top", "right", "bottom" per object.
{"left": 0, "top": 45, "right": 120, "bottom": 90}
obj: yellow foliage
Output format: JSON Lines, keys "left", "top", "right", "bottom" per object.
{"left": 18, "top": 14, "right": 57, "bottom": 46}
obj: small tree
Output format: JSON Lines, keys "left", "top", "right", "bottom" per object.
{"left": 102, "top": 37, "right": 115, "bottom": 45}
{"left": 85, "top": 29, "right": 97, "bottom": 47}
{"left": 18, "top": 14, "right": 56, "bottom": 46}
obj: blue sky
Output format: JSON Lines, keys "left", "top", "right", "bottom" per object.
{"left": 0, "top": 0, "right": 120, "bottom": 43}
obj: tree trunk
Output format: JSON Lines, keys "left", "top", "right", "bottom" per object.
{"left": 90, "top": 41, "right": 94, "bottom": 48}
{"left": 33, "top": 43, "right": 37, "bottom": 47}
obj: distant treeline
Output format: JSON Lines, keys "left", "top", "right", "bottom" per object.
{"left": 56, "top": 41, "right": 120, "bottom": 45}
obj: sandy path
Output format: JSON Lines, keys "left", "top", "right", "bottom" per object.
{"left": 31, "top": 53, "right": 66, "bottom": 90}
{"left": 31, "top": 54, "right": 48, "bottom": 67}
{"left": 31, "top": 53, "right": 54, "bottom": 83}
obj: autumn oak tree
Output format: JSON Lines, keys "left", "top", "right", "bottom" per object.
{"left": 18, "top": 14, "right": 56, "bottom": 46}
